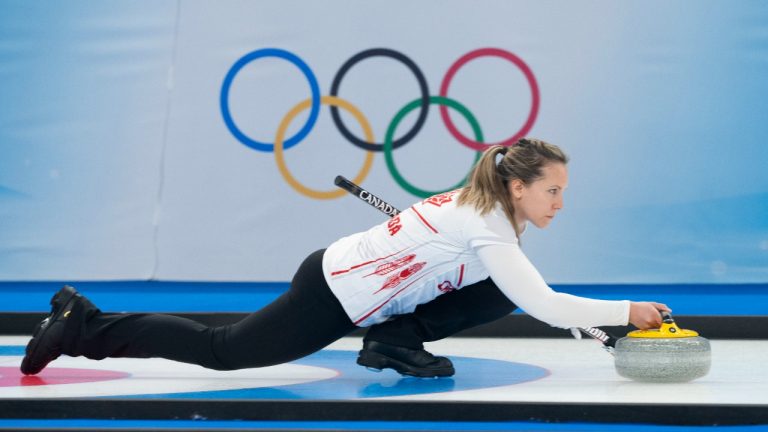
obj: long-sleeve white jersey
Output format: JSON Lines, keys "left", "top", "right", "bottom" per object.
{"left": 322, "top": 190, "right": 630, "bottom": 328}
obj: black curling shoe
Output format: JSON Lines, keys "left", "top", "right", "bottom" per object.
{"left": 357, "top": 341, "right": 455, "bottom": 378}
{"left": 20, "top": 285, "right": 83, "bottom": 375}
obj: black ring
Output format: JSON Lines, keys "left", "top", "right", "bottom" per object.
{"left": 329, "top": 48, "right": 430, "bottom": 152}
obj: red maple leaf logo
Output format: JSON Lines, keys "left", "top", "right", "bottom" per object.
{"left": 437, "top": 281, "right": 456, "bottom": 293}
{"left": 423, "top": 190, "right": 459, "bottom": 207}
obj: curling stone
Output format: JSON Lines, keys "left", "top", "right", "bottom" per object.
{"left": 614, "top": 312, "right": 711, "bottom": 382}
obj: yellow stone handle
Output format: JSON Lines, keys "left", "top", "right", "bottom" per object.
{"left": 626, "top": 312, "right": 700, "bottom": 338}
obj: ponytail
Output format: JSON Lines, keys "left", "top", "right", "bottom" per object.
{"left": 457, "top": 138, "right": 568, "bottom": 237}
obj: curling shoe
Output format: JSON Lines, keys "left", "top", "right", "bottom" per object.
{"left": 20, "top": 285, "right": 84, "bottom": 375}
{"left": 357, "top": 340, "right": 455, "bottom": 378}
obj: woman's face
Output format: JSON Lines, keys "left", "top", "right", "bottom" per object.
{"left": 509, "top": 162, "right": 568, "bottom": 229}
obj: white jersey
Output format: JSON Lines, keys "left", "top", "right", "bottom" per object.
{"left": 322, "top": 190, "right": 630, "bottom": 328}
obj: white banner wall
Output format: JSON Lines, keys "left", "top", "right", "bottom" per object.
{"left": 1, "top": 1, "right": 767, "bottom": 283}
{"left": 0, "top": 2, "right": 177, "bottom": 279}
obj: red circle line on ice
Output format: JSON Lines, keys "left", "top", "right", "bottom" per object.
{"left": 0, "top": 366, "right": 130, "bottom": 387}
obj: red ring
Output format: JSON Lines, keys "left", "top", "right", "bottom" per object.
{"left": 439, "top": 48, "right": 540, "bottom": 151}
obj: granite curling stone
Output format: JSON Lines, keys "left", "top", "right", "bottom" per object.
{"left": 614, "top": 313, "right": 711, "bottom": 383}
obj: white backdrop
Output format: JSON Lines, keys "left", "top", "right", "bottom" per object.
{"left": 1, "top": 1, "right": 766, "bottom": 283}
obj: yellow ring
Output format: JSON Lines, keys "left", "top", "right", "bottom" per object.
{"left": 275, "top": 95, "right": 375, "bottom": 199}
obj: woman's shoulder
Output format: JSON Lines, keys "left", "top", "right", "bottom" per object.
{"left": 460, "top": 202, "right": 519, "bottom": 244}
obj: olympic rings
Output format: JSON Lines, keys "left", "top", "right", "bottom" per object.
{"left": 221, "top": 47, "right": 540, "bottom": 198}
{"left": 275, "top": 96, "right": 375, "bottom": 200}
{"left": 384, "top": 96, "right": 483, "bottom": 198}
{"left": 439, "top": 48, "right": 540, "bottom": 151}
{"left": 221, "top": 48, "right": 321, "bottom": 152}
{"left": 329, "top": 48, "right": 429, "bottom": 152}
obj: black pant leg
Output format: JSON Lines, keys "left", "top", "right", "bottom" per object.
{"left": 363, "top": 277, "right": 517, "bottom": 349}
{"left": 71, "top": 312, "right": 231, "bottom": 368}
{"left": 66, "top": 249, "right": 356, "bottom": 370}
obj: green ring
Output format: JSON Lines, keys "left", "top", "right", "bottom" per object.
{"left": 384, "top": 96, "right": 483, "bottom": 198}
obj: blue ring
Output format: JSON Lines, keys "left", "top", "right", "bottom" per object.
{"left": 220, "top": 48, "right": 321, "bottom": 152}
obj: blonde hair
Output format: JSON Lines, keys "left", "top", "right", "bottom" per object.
{"left": 457, "top": 138, "right": 569, "bottom": 236}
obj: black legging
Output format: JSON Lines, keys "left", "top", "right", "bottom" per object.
{"left": 64, "top": 249, "right": 517, "bottom": 370}
{"left": 364, "top": 276, "right": 517, "bottom": 349}
{"left": 66, "top": 249, "right": 356, "bottom": 370}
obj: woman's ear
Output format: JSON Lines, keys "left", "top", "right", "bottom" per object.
{"left": 508, "top": 179, "right": 525, "bottom": 200}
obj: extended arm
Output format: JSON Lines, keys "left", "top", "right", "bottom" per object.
{"left": 476, "top": 243, "right": 630, "bottom": 329}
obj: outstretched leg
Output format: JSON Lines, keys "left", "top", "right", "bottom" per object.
{"left": 21, "top": 249, "right": 356, "bottom": 374}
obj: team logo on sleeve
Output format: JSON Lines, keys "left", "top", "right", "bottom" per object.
{"left": 423, "top": 190, "right": 459, "bottom": 207}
